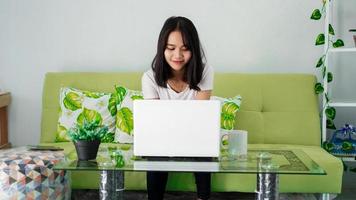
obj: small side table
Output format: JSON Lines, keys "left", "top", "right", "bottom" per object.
{"left": 0, "top": 92, "right": 11, "bottom": 149}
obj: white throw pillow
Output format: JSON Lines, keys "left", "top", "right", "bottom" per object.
{"left": 56, "top": 87, "right": 116, "bottom": 142}
{"left": 114, "top": 85, "right": 143, "bottom": 143}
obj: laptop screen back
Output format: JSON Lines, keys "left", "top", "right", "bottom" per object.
{"left": 133, "top": 100, "right": 220, "bottom": 158}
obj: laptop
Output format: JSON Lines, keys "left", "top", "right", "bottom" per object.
{"left": 133, "top": 100, "right": 221, "bottom": 158}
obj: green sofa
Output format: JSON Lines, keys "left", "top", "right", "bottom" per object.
{"left": 40, "top": 72, "right": 343, "bottom": 194}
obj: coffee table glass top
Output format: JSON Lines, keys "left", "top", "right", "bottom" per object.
{"left": 53, "top": 146, "right": 325, "bottom": 175}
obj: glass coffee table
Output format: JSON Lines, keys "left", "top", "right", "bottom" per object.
{"left": 54, "top": 146, "right": 326, "bottom": 200}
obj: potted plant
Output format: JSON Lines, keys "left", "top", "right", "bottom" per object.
{"left": 68, "top": 120, "right": 108, "bottom": 160}
{"left": 350, "top": 29, "right": 356, "bottom": 47}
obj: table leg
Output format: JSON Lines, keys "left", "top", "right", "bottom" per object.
{"left": 256, "top": 173, "right": 279, "bottom": 200}
{"left": 99, "top": 170, "right": 124, "bottom": 200}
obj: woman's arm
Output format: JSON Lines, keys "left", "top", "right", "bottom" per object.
{"left": 195, "top": 90, "right": 212, "bottom": 100}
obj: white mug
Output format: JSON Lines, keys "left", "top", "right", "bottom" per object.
{"left": 228, "top": 130, "right": 248, "bottom": 160}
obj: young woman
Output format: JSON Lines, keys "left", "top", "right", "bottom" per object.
{"left": 141, "top": 16, "right": 214, "bottom": 200}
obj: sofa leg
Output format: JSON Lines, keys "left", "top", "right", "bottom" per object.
{"left": 99, "top": 170, "right": 124, "bottom": 200}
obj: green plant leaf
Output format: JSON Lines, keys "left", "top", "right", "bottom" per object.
{"left": 108, "top": 93, "right": 118, "bottom": 116}
{"left": 327, "top": 72, "right": 333, "bottom": 82}
{"left": 326, "top": 119, "right": 336, "bottom": 130}
{"left": 116, "top": 107, "right": 133, "bottom": 135}
{"left": 325, "top": 106, "right": 336, "bottom": 120}
{"left": 77, "top": 108, "right": 103, "bottom": 126}
{"left": 222, "top": 102, "right": 240, "bottom": 114}
{"left": 310, "top": 9, "right": 322, "bottom": 20}
{"left": 119, "top": 144, "right": 132, "bottom": 151}
{"left": 115, "top": 86, "right": 127, "bottom": 106}
{"left": 222, "top": 138, "right": 229, "bottom": 146}
{"left": 221, "top": 113, "right": 235, "bottom": 130}
{"left": 131, "top": 95, "right": 144, "bottom": 100}
{"left": 314, "top": 82, "right": 324, "bottom": 94}
{"left": 333, "top": 39, "right": 344, "bottom": 48}
{"left": 316, "top": 56, "right": 324, "bottom": 68}
{"left": 342, "top": 141, "right": 353, "bottom": 152}
{"left": 328, "top": 24, "right": 335, "bottom": 35}
{"left": 63, "top": 92, "right": 82, "bottom": 111}
{"left": 315, "top": 33, "right": 325, "bottom": 45}
{"left": 101, "top": 132, "right": 115, "bottom": 143}
{"left": 83, "top": 91, "right": 104, "bottom": 99}
{"left": 68, "top": 120, "right": 108, "bottom": 142}
{"left": 322, "top": 141, "right": 334, "bottom": 152}
{"left": 55, "top": 124, "right": 69, "bottom": 142}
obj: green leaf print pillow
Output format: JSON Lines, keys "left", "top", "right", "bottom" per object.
{"left": 114, "top": 85, "right": 144, "bottom": 143}
{"left": 211, "top": 95, "right": 242, "bottom": 151}
{"left": 56, "top": 87, "right": 116, "bottom": 143}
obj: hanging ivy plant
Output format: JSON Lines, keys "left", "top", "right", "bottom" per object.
{"left": 311, "top": 1, "right": 356, "bottom": 173}
{"left": 310, "top": 0, "right": 344, "bottom": 131}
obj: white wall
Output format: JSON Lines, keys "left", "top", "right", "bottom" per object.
{"left": 0, "top": 0, "right": 355, "bottom": 146}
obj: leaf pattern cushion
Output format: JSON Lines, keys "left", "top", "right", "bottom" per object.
{"left": 211, "top": 95, "right": 242, "bottom": 151}
{"left": 56, "top": 87, "right": 116, "bottom": 143}
{"left": 114, "top": 86, "right": 144, "bottom": 143}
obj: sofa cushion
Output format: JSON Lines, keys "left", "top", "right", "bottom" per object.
{"left": 213, "top": 74, "right": 321, "bottom": 146}
{"left": 114, "top": 85, "right": 144, "bottom": 143}
{"left": 56, "top": 87, "right": 116, "bottom": 142}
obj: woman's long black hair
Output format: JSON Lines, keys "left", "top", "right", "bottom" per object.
{"left": 151, "top": 16, "right": 206, "bottom": 91}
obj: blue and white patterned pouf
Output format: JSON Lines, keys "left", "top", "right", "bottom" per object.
{"left": 0, "top": 147, "right": 70, "bottom": 200}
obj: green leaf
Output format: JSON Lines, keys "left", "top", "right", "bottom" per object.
{"left": 131, "top": 95, "right": 144, "bottom": 100}
{"left": 316, "top": 56, "right": 324, "bottom": 68}
{"left": 326, "top": 119, "right": 336, "bottom": 130}
{"left": 325, "top": 106, "right": 336, "bottom": 120}
{"left": 222, "top": 138, "right": 229, "bottom": 146}
{"left": 310, "top": 9, "right": 322, "bottom": 20}
{"left": 333, "top": 39, "right": 344, "bottom": 48}
{"left": 68, "top": 120, "right": 108, "bottom": 142}
{"left": 55, "top": 124, "right": 69, "bottom": 142}
{"left": 329, "top": 24, "right": 335, "bottom": 35}
{"left": 119, "top": 144, "right": 132, "bottom": 151}
{"left": 327, "top": 72, "right": 333, "bottom": 83}
{"left": 315, "top": 34, "right": 325, "bottom": 45}
{"left": 101, "top": 132, "right": 115, "bottom": 143}
{"left": 115, "top": 86, "right": 127, "bottom": 106}
{"left": 221, "top": 113, "right": 235, "bottom": 130}
{"left": 83, "top": 91, "right": 104, "bottom": 99}
{"left": 322, "top": 141, "right": 334, "bottom": 152}
{"left": 116, "top": 107, "right": 133, "bottom": 135}
{"left": 63, "top": 92, "right": 82, "bottom": 111}
{"left": 108, "top": 93, "right": 118, "bottom": 116}
{"left": 77, "top": 108, "right": 103, "bottom": 126}
{"left": 314, "top": 82, "right": 324, "bottom": 94}
{"left": 342, "top": 141, "right": 353, "bottom": 152}
{"left": 222, "top": 102, "right": 240, "bottom": 114}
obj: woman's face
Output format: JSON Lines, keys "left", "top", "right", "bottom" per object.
{"left": 164, "top": 31, "right": 192, "bottom": 73}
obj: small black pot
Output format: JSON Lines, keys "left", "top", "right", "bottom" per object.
{"left": 73, "top": 140, "right": 101, "bottom": 161}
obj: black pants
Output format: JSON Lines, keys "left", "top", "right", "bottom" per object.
{"left": 147, "top": 171, "right": 211, "bottom": 200}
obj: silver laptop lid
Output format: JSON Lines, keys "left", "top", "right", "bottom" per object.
{"left": 133, "top": 100, "right": 220, "bottom": 157}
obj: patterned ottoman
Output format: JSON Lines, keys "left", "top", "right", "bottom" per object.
{"left": 0, "top": 147, "right": 70, "bottom": 200}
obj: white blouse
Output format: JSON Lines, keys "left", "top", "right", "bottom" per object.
{"left": 141, "top": 65, "right": 214, "bottom": 100}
